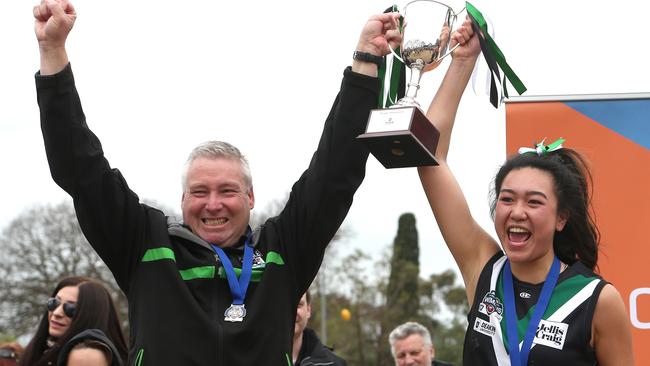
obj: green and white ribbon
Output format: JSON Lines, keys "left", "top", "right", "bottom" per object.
{"left": 466, "top": 1, "right": 526, "bottom": 107}
{"left": 518, "top": 137, "right": 566, "bottom": 156}
{"left": 378, "top": 4, "right": 405, "bottom": 108}
{"left": 378, "top": 2, "right": 526, "bottom": 108}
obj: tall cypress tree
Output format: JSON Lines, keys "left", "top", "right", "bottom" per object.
{"left": 386, "top": 213, "right": 420, "bottom": 315}
{"left": 379, "top": 213, "right": 421, "bottom": 365}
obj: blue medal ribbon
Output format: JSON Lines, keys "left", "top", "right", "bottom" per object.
{"left": 503, "top": 256, "right": 561, "bottom": 366}
{"left": 211, "top": 234, "right": 253, "bottom": 307}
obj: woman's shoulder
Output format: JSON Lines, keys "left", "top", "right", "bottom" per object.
{"left": 590, "top": 283, "right": 634, "bottom": 365}
{"left": 566, "top": 260, "right": 604, "bottom": 280}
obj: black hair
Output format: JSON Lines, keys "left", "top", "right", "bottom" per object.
{"left": 64, "top": 281, "right": 128, "bottom": 363}
{"left": 489, "top": 147, "right": 599, "bottom": 270}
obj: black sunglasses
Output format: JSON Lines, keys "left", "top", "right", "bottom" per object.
{"left": 46, "top": 297, "right": 77, "bottom": 318}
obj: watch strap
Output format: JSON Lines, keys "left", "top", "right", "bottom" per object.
{"left": 352, "top": 51, "right": 383, "bottom": 67}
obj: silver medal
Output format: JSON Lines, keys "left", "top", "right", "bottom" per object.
{"left": 224, "top": 304, "right": 246, "bottom": 322}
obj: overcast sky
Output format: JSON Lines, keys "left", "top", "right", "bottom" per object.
{"left": 2, "top": 0, "right": 649, "bottom": 280}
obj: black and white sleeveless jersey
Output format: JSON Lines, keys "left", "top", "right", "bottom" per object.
{"left": 463, "top": 252, "right": 606, "bottom": 365}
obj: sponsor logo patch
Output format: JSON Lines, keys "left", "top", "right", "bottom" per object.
{"left": 252, "top": 250, "right": 266, "bottom": 269}
{"left": 533, "top": 319, "right": 568, "bottom": 350}
{"left": 478, "top": 290, "right": 504, "bottom": 321}
{"left": 519, "top": 291, "right": 532, "bottom": 299}
{"left": 473, "top": 318, "right": 497, "bottom": 337}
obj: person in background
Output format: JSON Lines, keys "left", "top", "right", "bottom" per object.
{"left": 57, "top": 329, "right": 123, "bottom": 366}
{"left": 389, "top": 322, "right": 452, "bottom": 366}
{"left": 292, "top": 292, "right": 347, "bottom": 366}
{"left": 19, "top": 277, "right": 127, "bottom": 366}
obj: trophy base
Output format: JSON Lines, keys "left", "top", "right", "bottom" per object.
{"left": 357, "top": 106, "right": 440, "bottom": 169}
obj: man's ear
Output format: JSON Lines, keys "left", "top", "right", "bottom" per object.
{"left": 248, "top": 186, "right": 255, "bottom": 210}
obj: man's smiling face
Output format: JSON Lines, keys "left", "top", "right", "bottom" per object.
{"left": 181, "top": 157, "right": 254, "bottom": 247}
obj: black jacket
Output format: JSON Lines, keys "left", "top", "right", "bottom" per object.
{"left": 36, "top": 64, "right": 377, "bottom": 365}
{"left": 57, "top": 329, "right": 123, "bottom": 366}
{"left": 432, "top": 360, "right": 453, "bottom": 366}
{"left": 296, "top": 328, "right": 347, "bottom": 366}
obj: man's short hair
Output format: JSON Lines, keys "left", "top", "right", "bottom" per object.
{"left": 181, "top": 141, "right": 252, "bottom": 191}
{"left": 388, "top": 322, "right": 433, "bottom": 357}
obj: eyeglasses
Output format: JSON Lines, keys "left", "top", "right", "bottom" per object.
{"left": 46, "top": 297, "right": 77, "bottom": 318}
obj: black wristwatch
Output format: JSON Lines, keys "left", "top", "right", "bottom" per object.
{"left": 352, "top": 51, "right": 383, "bottom": 67}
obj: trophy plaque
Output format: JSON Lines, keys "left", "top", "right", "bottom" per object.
{"left": 357, "top": 0, "right": 461, "bottom": 168}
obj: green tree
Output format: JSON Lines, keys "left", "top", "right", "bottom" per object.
{"left": 309, "top": 213, "right": 468, "bottom": 366}
{"left": 386, "top": 213, "right": 420, "bottom": 318}
{"left": 310, "top": 249, "right": 389, "bottom": 366}
{"left": 378, "top": 213, "right": 424, "bottom": 364}
{"left": 419, "top": 269, "right": 469, "bottom": 365}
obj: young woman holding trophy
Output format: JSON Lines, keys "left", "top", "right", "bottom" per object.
{"left": 417, "top": 12, "right": 634, "bottom": 366}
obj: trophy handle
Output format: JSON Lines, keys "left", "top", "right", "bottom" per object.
{"left": 436, "top": 39, "right": 461, "bottom": 61}
{"left": 435, "top": 6, "right": 466, "bottom": 62}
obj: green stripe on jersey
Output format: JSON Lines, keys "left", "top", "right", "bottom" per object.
{"left": 217, "top": 267, "right": 264, "bottom": 282}
{"left": 180, "top": 266, "right": 216, "bottom": 280}
{"left": 134, "top": 348, "right": 144, "bottom": 366}
{"left": 497, "top": 273, "right": 597, "bottom": 343}
{"left": 142, "top": 247, "right": 176, "bottom": 262}
{"left": 142, "top": 247, "right": 272, "bottom": 282}
{"left": 266, "top": 251, "right": 285, "bottom": 265}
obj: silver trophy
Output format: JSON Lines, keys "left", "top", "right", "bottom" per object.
{"left": 357, "top": 0, "right": 464, "bottom": 168}
{"left": 393, "top": 0, "right": 461, "bottom": 107}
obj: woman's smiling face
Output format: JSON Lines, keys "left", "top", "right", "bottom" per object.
{"left": 48, "top": 285, "right": 79, "bottom": 338}
{"left": 495, "top": 167, "right": 567, "bottom": 265}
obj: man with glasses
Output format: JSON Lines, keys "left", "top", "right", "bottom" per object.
{"left": 33, "top": 0, "right": 401, "bottom": 364}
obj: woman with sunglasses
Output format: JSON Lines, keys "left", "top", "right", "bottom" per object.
{"left": 20, "top": 277, "right": 127, "bottom": 366}
{"left": 416, "top": 21, "right": 634, "bottom": 366}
